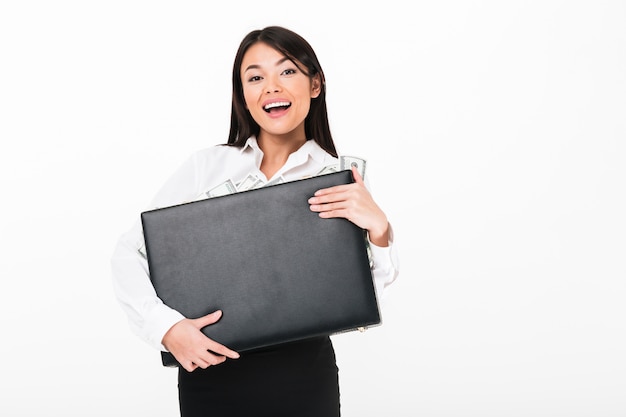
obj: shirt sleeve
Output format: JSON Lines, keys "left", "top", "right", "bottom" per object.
{"left": 368, "top": 223, "right": 400, "bottom": 303}
{"left": 110, "top": 153, "right": 203, "bottom": 351}
{"left": 359, "top": 175, "right": 400, "bottom": 302}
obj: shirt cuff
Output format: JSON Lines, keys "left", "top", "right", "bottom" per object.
{"left": 141, "top": 304, "right": 186, "bottom": 352}
{"left": 368, "top": 223, "right": 399, "bottom": 293}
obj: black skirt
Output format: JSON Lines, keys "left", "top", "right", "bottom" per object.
{"left": 177, "top": 336, "right": 340, "bottom": 417}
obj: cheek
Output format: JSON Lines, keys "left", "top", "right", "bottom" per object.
{"left": 242, "top": 85, "right": 258, "bottom": 108}
{"left": 298, "top": 98, "right": 312, "bottom": 115}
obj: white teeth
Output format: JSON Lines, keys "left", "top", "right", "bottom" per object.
{"left": 264, "top": 101, "right": 290, "bottom": 110}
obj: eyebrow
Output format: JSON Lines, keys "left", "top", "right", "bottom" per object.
{"left": 243, "top": 56, "right": 292, "bottom": 73}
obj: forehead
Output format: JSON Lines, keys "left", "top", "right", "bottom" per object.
{"left": 241, "top": 42, "right": 288, "bottom": 70}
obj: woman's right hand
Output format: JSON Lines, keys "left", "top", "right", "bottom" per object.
{"left": 162, "top": 310, "right": 240, "bottom": 372}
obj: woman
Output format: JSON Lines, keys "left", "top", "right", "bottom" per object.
{"left": 111, "top": 26, "right": 399, "bottom": 416}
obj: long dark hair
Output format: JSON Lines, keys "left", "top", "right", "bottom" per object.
{"left": 226, "top": 26, "right": 337, "bottom": 157}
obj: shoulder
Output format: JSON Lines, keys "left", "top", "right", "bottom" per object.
{"left": 187, "top": 143, "right": 242, "bottom": 165}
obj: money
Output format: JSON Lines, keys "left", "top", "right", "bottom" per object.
{"left": 339, "top": 155, "right": 366, "bottom": 179}
{"left": 206, "top": 179, "right": 237, "bottom": 197}
{"left": 192, "top": 192, "right": 209, "bottom": 202}
{"left": 137, "top": 231, "right": 148, "bottom": 259}
{"left": 316, "top": 164, "right": 339, "bottom": 176}
{"left": 138, "top": 243, "right": 147, "bottom": 259}
{"left": 237, "top": 173, "right": 264, "bottom": 191}
{"left": 265, "top": 176, "right": 285, "bottom": 187}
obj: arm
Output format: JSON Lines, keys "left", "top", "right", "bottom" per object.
{"left": 308, "top": 166, "right": 399, "bottom": 295}
{"left": 110, "top": 152, "right": 239, "bottom": 371}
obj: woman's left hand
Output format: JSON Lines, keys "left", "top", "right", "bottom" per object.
{"left": 309, "top": 166, "right": 390, "bottom": 247}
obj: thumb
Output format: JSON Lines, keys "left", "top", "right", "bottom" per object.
{"left": 351, "top": 166, "right": 364, "bottom": 185}
{"left": 192, "top": 310, "right": 223, "bottom": 329}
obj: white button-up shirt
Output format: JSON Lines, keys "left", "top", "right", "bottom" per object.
{"left": 111, "top": 137, "right": 399, "bottom": 351}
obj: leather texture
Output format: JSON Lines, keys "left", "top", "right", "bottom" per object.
{"left": 141, "top": 170, "right": 380, "bottom": 367}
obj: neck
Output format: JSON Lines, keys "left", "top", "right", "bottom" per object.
{"left": 257, "top": 132, "right": 307, "bottom": 179}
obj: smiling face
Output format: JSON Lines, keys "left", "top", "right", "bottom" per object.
{"left": 240, "top": 42, "right": 321, "bottom": 143}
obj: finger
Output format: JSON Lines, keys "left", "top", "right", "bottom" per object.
{"left": 193, "top": 310, "right": 223, "bottom": 329}
{"left": 206, "top": 341, "right": 240, "bottom": 360}
{"left": 182, "top": 361, "right": 198, "bottom": 372}
{"left": 194, "top": 350, "right": 223, "bottom": 368}
{"left": 312, "top": 182, "right": 353, "bottom": 197}
{"left": 310, "top": 200, "right": 347, "bottom": 214}
{"left": 203, "top": 352, "right": 228, "bottom": 366}
{"left": 318, "top": 208, "right": 350, "bottom": 219}
{"left": 314, "top": 200, "right": 346, "bottom": 212}
{"left": 192, "top": 357, "right": 210, "bottom": 369}
{"left": 194, "top": 353, "right": 226, "bottom": 369}
{"left": 309, "top": 189, "right": 352, "bottom": 207}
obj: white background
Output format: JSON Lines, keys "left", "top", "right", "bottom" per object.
{"left": 1, "top": 1, "right": 625, "bottom": 416}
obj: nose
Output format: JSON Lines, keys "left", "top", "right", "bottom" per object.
{"left": 264, "top": 74, "right": 281, "bottom": 94}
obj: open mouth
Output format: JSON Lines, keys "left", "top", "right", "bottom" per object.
{"left": 263, "top": 101, "right": 291, "bottom": 113}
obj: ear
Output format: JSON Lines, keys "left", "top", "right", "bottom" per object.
{"left": 310, "top": 74, "right": 322, "bottom": 98}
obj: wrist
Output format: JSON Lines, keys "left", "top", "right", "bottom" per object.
{"left": 367, "top": 220, "right": 390, "bottom": 247}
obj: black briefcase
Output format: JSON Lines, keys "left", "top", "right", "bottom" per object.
{"left": 141, "top": 170, "right": 380, "bottom": 367}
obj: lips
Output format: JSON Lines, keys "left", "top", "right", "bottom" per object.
{"left": 263, "top": 101, "right": 291, "bottom": 113}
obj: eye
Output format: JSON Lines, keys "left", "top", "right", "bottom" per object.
{"left": 281, "top": 68, "right": 297, "bottom": 76}
{"left": 247, "top": 75, "right": 262, "bottom": 82}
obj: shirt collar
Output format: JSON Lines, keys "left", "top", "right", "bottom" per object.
{"left": 240, "top": 136, "right": 328, "bottom": 165}
{"left": 292, "top": 139, "right": 328, "bottom": 165}
{"left": 239, "top": 136, "right": 258, "bottom": 154}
